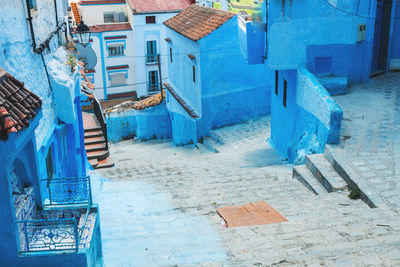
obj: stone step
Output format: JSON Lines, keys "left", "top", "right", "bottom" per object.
{"left": 318, "top": 76, "right": 348, "bottom": 96}
{"left": 88, "top": 159, "right": 98, "bottom": 168}
{"left": 85, "top": 142, "right": 107, "bottom": 153}
{"left": 85, "top": 136, "right": 106, "bottom": 145}
{"left": 95, "top": 157, "right": 115, "bottom": 169}
{"left": 84, "top": 130, "right": 103, "bottom": 138}
{"left": 84, "top": 126, "right": 101, "bottom": 133}
{"left": 293, "top": 165, "right": 327, "bottom": 195}
{"left": 324, "top": 145, "right": 383, "bottom": 208}
{"left": 306, "top": 153, "right": 348, "bottom": 192}
{"left": 196, "top": 143, "right": 209, "bottom": 154}
{"left": 86, "top": 150, "right": 109, "bottom": 161}
{"left": 209, "top": 132, "right": 225, "bottom": 145}
{"left": 203, "top": 137, "right": 220, "bottom": 153}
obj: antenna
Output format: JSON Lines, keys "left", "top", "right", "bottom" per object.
{"left": 74, "top": 43, "right": 97, "bottom": 70}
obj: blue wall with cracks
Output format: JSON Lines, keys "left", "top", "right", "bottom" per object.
{"left": 106, "top": 103, "right": 171, "bottom": 142}
{"left": 270, "top": 64, "right": 342, "bottom": 164}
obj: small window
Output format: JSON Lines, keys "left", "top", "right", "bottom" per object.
{"left": 146, "top": 40, "right": 157, "bottom": 63}
{"left": 148, "top": 70, "right": 159, "bottom": 93}
{"left": 108, "top": 44, "right": 124, "bottom": 56}
{"left": 146, "top": 16, "right": 156, "bottom": 24}
{"left": 104, "top": 12, "right": 115, "bottom": 23}
{"left": 28, "top": 0, "right": 37, "bottom": 10}
{"left": 170, "top": 47, "right": 173, "bottom": 63}
{"left": 110, "top": 73, "right": 126, "bottom": 86}
{"left": 283, "top": 79, "right": 287, "bottom": 108}
{"left": 275, "top": 70, "right": 278, "bottom": 96}
{"left": 192, "top": 66, "right": 196, "bottom": 83}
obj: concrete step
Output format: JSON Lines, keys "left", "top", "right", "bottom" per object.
{"left": 84, "top": 130, "right": 103, "bottom": 138}
{"left": 95, "top": 157, "right": 115, "bottom": 169}
{"left": 87, "top": 150, "right": 109, "bottom": 161}
{"left": 88, "top": 159, "right": 98, "bottom": 168}
{"left": 85, "top": 142, "right": 107, "bottom": 153}
{"left": 306, "top": 153, "right": 348, "bottom": 192}
{"left": 318, "top": 76, "right": 348, "bottom": 96}
{"left": 293, "top": 165, "right": 327, "bottom": 195}
{"left": 84, "top": 126, "right": 101, "bottom": 133}
{"left": 85, "top": 136, "right": 106, "bottom": 145}
{"left": 203, "top": 137, "right": 220, "bottom": 153}
{"left": 209, "top": 132, "right": 225, "bottom": 145}
{"left": 324, "top": 145, "right": 383, "bottom": 208}
{"left": 196, "top": 143, "right": 209, "bottom": 154}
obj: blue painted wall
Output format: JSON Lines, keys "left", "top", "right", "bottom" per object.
{"left": 165, "top": 13, "right": 271, "bottom": 145}
{"left": 270, "top": 65, "right": 342, "bottom": 164}
{"left": 390, "top": 1, "right": 400, "bottom": 60}
{"left": 106, "top": 103, "right": 171, "bottom": 142}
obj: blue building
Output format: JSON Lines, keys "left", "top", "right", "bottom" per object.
{"left": 163, "top": 5, "right": 271, "bottom": 145}
{"left": 240, "top": 0, "right": 400, "bottom": 163}
{"left": 0, "top": 0, "right": 103, "bottom": 266}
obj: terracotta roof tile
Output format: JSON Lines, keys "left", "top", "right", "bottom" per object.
{"left": 0, "top": 68, "right": 42, "bottom": 140}
{"left": 164, "top": 5, "right": 235, "bottom": 41}
{"left": 132, "top": 91, "right": 165, "bottom": 110}
{"left": 127, "top": 0, "right": 193, "bottom": 13}
{"left": 73, "top": 23, "right": 132, "bottom": 34}
{"left": 79, "top": 0, "right": 125, "bottom": 5}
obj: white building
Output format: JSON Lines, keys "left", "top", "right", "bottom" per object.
{"left": 126, "top": 0, "right": 193, "bottom": 97}
{"left": 72, "top": 0, "right": 136, "bottom": 100}
{"left": 71, "top": 0, "right": 193, "bottom": 100}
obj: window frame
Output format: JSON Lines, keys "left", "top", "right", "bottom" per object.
{"left": 146, "top": 16, "right": 156, "bottom": 24}
{"left": 192, "top": 65, "right": 196, "bottom": 83}
{"left": 108, "top": 43, "right": 125, "bottom": 57}
{"left": 146, "top": 40, "right": 158, "bottom": 63}
{"left": 283, "top": 79, "right": 287, "bottom": 108}
{"left": 109, "top": 72, "right": 127, "bottom": 87}
{"left": 148, "top": 70, "right": 159, "bottom": 93}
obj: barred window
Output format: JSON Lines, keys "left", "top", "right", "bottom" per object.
{"left": 108, "top": 44, "right": 124, "bottom": 57}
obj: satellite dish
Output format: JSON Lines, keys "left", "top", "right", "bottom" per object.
{"left": 74, "top": 43, "right": 97, "bottom": 70}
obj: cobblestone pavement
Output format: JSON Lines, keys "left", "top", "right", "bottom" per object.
{"left": 333, "top": 72, "right": 400, "bottom": 213}
{"left": 97, "top": 110, "right": 400, "bottom": 266}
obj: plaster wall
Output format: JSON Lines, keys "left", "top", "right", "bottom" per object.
{"left": 132, "top": 12, "right": 177, "bottom": 97}
{"left": 265, "top": 0, "right": 374, "bottom": 78}
{"left": 106, "top": 103, "right": 171, "bottom": 142}
{"left": 390, "top": 0, "right": 400, "bottom": 60}
{"left": 79, "top": 3, "right": 129, "bottom": 25}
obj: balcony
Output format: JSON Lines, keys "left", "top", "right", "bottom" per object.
{"left": 238, "top": 15, "right": 266, "bottom": 65}
{"left": 148, "top": 83, "right": 160, "bottom": 93}
{"left": 15, "top": 176, "right": 98, "bottom": 254}
{"left": 146, "top": 54, "right": 158, "bottom": 65}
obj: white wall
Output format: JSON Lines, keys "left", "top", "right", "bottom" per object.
{"left": 78, "top": 3, "right": 128, "bottom": 25}
{"left": 132, "top": 12, "right": 178, "bottom": 97}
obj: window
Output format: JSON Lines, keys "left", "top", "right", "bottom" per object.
{"left": 283, "top": 79, "right": 287, "bottom": 108}
{"left": 170, "top": 47, "right": 173, "bottom": 63}
{"left": 28, "top": 0, "right": 37, "bottom": 10}
{"left": 146, "top": 40, "right": 158, "bottom": 63}
{"left": 146, "top": 16, "right": 156, "bottom": 24}
{"left": 110, "top": 73, "right": 126, "bottom": 86}
{"left": 275, "top": 70, "right": 278, "bottom": 96}
{"left": 108, "top": 44, "right": 124, "bottom": 56}
{"left": 104, "top": 12, "right": 127, "bottom": 23}
{"left": 192, "top": 66, "right": 196, "bottom": 83}
{"left": 148, "top": 71, "right": 159, "bottom": 93}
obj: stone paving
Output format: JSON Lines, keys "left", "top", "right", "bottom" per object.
{"left": 332, "top": 72, "right": 400, "bottom": 213}
{"left": 96, "top": 104, "right": 400, "bottom": 266}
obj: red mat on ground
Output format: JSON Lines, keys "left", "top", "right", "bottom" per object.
{"left": 217, "top": 201, "right": 287, "bottom": 227}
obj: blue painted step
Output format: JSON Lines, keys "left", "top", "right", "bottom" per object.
{"left": 318, "top": 76, "right": 348, "bottom": 96}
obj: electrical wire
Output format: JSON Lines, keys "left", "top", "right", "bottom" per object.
{"left": 90, "top": 77, "right": 169, "bottom": 91}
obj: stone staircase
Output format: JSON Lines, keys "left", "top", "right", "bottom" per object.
{"left": 196, "top": 133, "right": 225, "bottom": 154}
{"left": 82, "top": 112, "right": 114, "bottom": 169}
{"left": 293, "top": 145, "right": 380, "bottom": 208}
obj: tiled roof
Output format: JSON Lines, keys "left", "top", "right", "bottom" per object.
{"left": 127, "top": 0, "right": 193, "bottom": 13}
{"left": 0, "top": 68, "right": 42, "bottom": 140}
{"left": 88, "top": 23, "right": 132, "bottom": 33}
{"left": 79, "top": 0, "right": 125, "bottom": 5}
{"left": 133, "top": 91, "right": 165, "bottom": 110}
{"left": 164, "top": 83, "right": 199, "bottom": 118}
{"left": 164, "top": 5, "right": 235, "bottom": 41}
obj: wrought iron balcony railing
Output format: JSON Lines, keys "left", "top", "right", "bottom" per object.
{"left": 146, "top": 54, "right": 158, "bottom": 64}
{"left": 16, "top": 218, "right": 79, "bottom": 253}
{"left": 43, "top": 176, "right": 92, "bottom": 206}
{"left": 147, "top": 83, "right": 160, "bottom": 93}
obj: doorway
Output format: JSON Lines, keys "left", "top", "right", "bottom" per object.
{"left": 371, "top": 0, "right": 393, "bottom": 75}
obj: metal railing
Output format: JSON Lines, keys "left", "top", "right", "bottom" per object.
{"left": 147, "top": 83, "right": 160, "bottom": 93}
{"left": 92, "top": 95, "right": 108, "bottom": 151}
{"left": 43, "top": 176, "right": 92, "bottom": 206}
{"left": 146, "top": 54, "right": 158, "bottom": 64}
{"left": 16, "top": 218, "right": 79, "bottom": 253}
